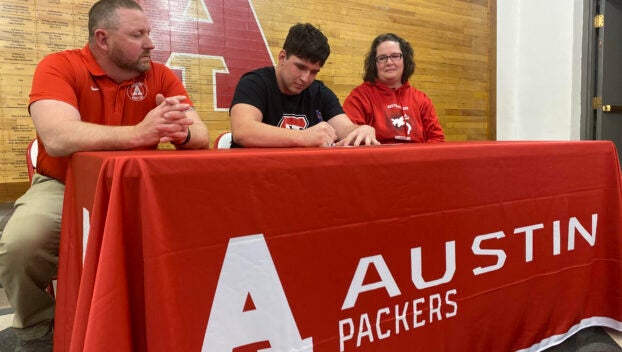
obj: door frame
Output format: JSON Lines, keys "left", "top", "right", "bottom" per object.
{"left": 581, "top": 0, "right": 597, "bottom": 141}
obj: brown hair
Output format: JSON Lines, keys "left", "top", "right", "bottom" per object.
{"left": 88, "top": 0, "right": 143, "bottom": 39}
{"left": 363, "top": 33, "right": 415, "bottom": 84}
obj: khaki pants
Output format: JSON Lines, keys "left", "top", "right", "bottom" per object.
{"left": 0, "top": 174, "right": 63, "bottom": 340}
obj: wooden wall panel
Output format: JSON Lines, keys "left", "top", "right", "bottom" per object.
{"left": 0, "top": 0, "right": 493, "bottom": 202}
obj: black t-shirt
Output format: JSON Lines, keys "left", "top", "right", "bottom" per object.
{"left": 230, "top": 66, "right": 344, "bottom": 131}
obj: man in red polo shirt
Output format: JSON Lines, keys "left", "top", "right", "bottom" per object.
{"left": 0, "top": 0, "right": 209, "bottom": 350}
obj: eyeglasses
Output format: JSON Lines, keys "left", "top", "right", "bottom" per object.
{"left": 375, "top": 53, "right": 403, "bottom": 64}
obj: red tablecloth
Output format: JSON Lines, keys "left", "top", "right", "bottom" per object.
{"left": 54, "top": 141, "right": 622, "bottom": 352}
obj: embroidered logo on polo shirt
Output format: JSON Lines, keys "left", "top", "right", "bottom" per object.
{"left": 128, "top": 82, "right": 147, "bottom": 101}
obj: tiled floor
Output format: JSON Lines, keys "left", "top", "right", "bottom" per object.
{"left": 0, "top": 202, "right": 17, "bottom": 350}
{"left": 0, "top": 289, "right": 12, "bottom": 329}
{"left": 0, "top": 202, "right": 621, "bottom": 351}
{"left": 609, "top": 329, "right": 622, "bottom": 348}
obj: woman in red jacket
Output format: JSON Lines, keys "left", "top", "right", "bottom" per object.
{"left": 343, "top": 33, "right": 445, "bottom": 143}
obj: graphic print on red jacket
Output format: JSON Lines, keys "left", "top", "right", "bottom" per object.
{"left": 343, "top": 81, "right": 445, "bottom": 144}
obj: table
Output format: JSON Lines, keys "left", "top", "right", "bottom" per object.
{"left": 54, "top": 141, "right": 622, "bottom": 352}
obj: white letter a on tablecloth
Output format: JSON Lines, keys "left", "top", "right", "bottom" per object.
{"left": 203, "top": 234, "right": 313, "bottom": 352}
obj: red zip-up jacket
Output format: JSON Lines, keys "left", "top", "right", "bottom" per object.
{"left": 343, "top": 81, "right": 445, "bottom": 144}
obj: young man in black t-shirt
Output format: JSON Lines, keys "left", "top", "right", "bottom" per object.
{"left": 229, "top": 23, "right": 379, "bottom": 148}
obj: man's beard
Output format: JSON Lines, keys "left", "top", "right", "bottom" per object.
{"left": 110, "top": 46, "right": 151, "bottom": 73}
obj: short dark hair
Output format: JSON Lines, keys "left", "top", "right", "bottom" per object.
{"left": 283, "top": 23, "right": 330, "bottom": 67}
{"left": 88, "top": 0, "right": 143, "bottom": 39}
{"left": 363, "top": 33, "right": 415, "bottom": 84}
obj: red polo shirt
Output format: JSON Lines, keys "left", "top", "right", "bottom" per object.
{"left": 28, "top": 44, "right": 193, "bottom": 182}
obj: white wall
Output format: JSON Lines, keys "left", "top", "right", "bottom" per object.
{"left": 497, "top": 0, "right": 584, "bottom": 140}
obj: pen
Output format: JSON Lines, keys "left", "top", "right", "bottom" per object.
{"left": 316, "top": 109, "right": 323, "bottom": 122}
{"left": 316, "top": 109, "right": 335, "bottom": 147}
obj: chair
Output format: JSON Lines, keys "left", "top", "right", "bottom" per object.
{"left": 26, "top": 138, "right": 38, "bottom": 181}
{"left": 26, "top": 138, "right": 56, "bottom": 298}
{"left": 213, "top": 131, "right": 232, "bottom": 149}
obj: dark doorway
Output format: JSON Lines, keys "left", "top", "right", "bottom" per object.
{"left": 584, "top": 0, "right": 622, "bottom": 163}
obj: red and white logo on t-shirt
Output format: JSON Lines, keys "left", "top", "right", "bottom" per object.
{"left": 278, "top": 115, "right": 308, "bottom": 130}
